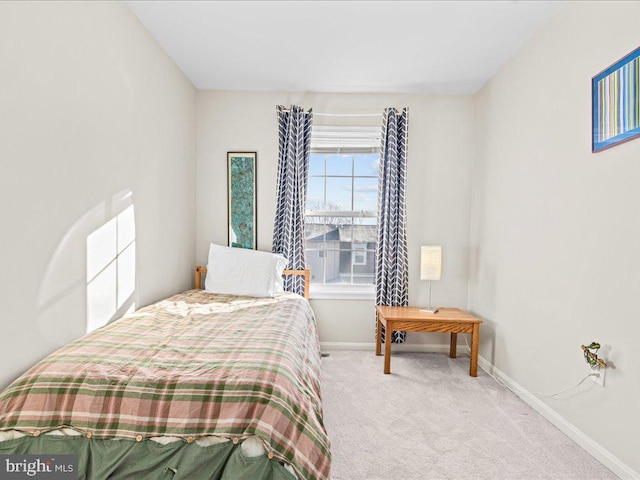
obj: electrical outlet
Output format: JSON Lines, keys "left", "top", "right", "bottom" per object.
{"left": 590, "top": 366, "right": 605, "bottom": 386}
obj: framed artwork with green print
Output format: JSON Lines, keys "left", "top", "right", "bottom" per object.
{"left": 227, "top": 152, "right": 257, "bottom": 249}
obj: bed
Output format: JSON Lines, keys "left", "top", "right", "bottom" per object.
{"left": 0, "top": 265, "right": 330, "bottom": 480}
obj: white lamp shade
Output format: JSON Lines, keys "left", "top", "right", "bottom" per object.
{"left": 421, "top": 246, "right": 442, "bottom": 281}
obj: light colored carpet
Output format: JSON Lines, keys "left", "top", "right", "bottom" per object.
{"left": 320, "top": 350, "right": 617, "bottom": 480}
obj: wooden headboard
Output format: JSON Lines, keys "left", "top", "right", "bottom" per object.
{"left": 194, "top": 266, "right": 311, "bottom": 300}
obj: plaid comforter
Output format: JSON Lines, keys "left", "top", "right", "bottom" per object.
{"left": 0, "top": 290, "right": 330, "bottom": 480}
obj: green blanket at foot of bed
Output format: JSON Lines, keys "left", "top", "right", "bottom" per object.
{"left": 0, "top": 436, "right": 296, "bottom": 480}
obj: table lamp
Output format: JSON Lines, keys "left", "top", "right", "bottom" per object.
{"left": 421, "top": 246, "right": 441, "bottom": 314}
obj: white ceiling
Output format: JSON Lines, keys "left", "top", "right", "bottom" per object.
{"left": 126, "top": 1, "right": 563, "bottom": 95}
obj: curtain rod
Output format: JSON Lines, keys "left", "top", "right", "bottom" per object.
{"left": 278, "top": 108, "right": 381, "bottom": 117}
{"left": 314, "top": 112, "right": 382, "bottom": 117}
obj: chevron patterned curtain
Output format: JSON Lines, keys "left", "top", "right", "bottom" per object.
{"left": 376, "top": 107, "right": 409, "bottom": 343}
{"left": 272, "top": 105, "right": 313, "bottom": 296}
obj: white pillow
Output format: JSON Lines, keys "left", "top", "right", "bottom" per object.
{"left": 205, "top": 244, "right": 288, "bottom": 298}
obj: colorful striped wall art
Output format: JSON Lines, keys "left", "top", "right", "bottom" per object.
{"left": 592, "top": 46, "right": 640, "bottom": 152}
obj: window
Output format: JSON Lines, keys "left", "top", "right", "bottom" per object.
{"left": 352, "top": 244, "right": 367, "bottom": 266}
{"left": 305, "top": 126, "right": 379, "bottom": 293}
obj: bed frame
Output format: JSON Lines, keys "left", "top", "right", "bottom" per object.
{"left": 194, "top": 266, "right": 311, "bottom": 300}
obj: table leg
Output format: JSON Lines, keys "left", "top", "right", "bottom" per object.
{"left": 449, "top": 333, "right": 457, "bottom": 358}
{"left": 375, "top": 314, "right": 382, "bottom": 356}
{"left": 384, "top": 322, "right": 392, "bottom": 374}
{"left": 470, "top": 324, "right": 479, "bottom": 377}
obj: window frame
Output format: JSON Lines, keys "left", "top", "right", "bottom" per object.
{"left": 305, "top": 126, "right": 380, "bottom": 300}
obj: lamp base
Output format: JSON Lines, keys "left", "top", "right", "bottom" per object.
{"left": 420, "top": 307, "right": 439, "bottom": 314}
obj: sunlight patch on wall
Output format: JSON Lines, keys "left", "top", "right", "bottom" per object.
{"left": 86, "top": 205, "right": 136, "bottom": 333}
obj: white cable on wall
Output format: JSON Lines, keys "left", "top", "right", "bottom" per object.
{"left": 462, "top": 337, "right": 598, "bottom": 397}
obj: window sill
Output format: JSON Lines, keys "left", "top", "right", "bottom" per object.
{"left": 309, "top": 285, "right": 375, "bottom": 301}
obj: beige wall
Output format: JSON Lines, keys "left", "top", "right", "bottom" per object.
{"left": 470, "top": 1, "right": 640, "bottom": 475}
{"left": 197, "top": 91, "right": 474, "bottom": 344}
{"left": 0, "top": 2, "right": 196, "bottom": 388}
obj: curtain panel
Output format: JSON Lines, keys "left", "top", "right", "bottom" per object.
{"left": 272, "top": 105, "right": 313, "bottom": 296}
{"left": 376, "top": 108, "right": 409, "bottom": 343}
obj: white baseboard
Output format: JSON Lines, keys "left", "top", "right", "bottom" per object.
{"left": 477, "top": 355, "right": 639, "bottom": 480}
{"left": 320, "top": 341, "right": 453, "bottom": 354}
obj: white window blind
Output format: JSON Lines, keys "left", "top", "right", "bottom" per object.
{"left": 310, "top": 126, "right": 381, "bottom": 154}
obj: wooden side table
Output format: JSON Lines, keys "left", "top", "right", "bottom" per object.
{"left": 375, "top": 306, "right": 483, "bottom": 377}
